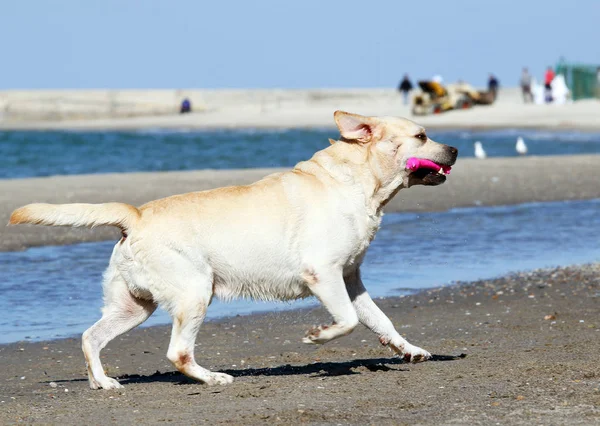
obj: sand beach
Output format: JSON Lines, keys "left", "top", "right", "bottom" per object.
{"left": 0, "top": 264, "right": 598, "bottom": 424}
{"left": 1, "top": 89, "right": 599, "bottom": 424}
{"left": 1, "top": 88, "right": 600, "bottom": 131}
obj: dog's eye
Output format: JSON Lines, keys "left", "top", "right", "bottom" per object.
{"left": 415, "top": 133, "right": 427, "bottom": 141}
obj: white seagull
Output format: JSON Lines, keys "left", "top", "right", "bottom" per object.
{"left": 474, "top": 141, "right": 487, "bottom": 159}
{"left": 516, "top": 136, "right": 528, "bottom": 155}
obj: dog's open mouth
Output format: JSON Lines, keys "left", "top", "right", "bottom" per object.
{"left": 406, "top": 157, "right": 452, "bottom": 185}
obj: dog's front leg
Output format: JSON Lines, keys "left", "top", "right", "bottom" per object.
{"left": 302, "top": 269, "right": 359, "bottom": 344}
{"left": 345, "top": 269, "right": 431, "bottom": 363}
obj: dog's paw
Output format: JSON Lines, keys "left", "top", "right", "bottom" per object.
{"left": 88, "top": 376, "right": 101, "bottom": 390}
{"left": 203, "top": 372, "right": 234, "bottom": 386}
{"left": 302, "top": 324, "right": 329, "bottom": 344}
{"left": 92, "top": 376, "right": 124, "bottom": 390}
{"left": 401, "top": 345, "right": 432, "bottom": 363}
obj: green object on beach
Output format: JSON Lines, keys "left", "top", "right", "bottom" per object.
{"left": 555, "top": 61, "right": 600, "bottom": 101}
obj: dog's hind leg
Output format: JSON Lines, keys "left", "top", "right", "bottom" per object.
{"left": 302, "top": 269, "right": 359, "bottom": 344}
{"left": 345, "top": 268, "right": 431, "bottom": 363}
{"left": 164, "top": 273, "right": 233, "bottom": 386}
{"left": 81, "top": 269, "right": 156, "bottom": 389}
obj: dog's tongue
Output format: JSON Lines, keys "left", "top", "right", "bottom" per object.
{"left": 406, "top": 157, "right": 451, "bottom": 174}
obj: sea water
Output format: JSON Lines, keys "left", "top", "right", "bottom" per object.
{"left": 1, "top": 198, "right": 599, "bottom": 343}
{"left": 1, "top": 128, "right": 599, "bottom": 179}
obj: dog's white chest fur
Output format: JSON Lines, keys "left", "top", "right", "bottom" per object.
{"left": 206, "top": 203, "right": 382, "bottom": 303}
{"left": 342, "top": 209, "right": 383, "bottom": 269}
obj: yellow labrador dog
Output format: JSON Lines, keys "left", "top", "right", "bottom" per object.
{"left": 10, "top": 111, "right": 458, "bottom": 389}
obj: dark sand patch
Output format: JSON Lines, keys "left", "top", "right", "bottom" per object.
{"left": 1, "top": 264, "right": 598, "bottom": 424}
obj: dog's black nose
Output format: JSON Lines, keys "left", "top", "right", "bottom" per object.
{"left": 448, "top": 146, "right": 458, "bottom": 163}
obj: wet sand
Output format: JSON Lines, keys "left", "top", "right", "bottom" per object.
{"left": 1, "top": 264, "right": 598, "bottom": 424}
{"left": 2, "top": 154, "right": 600, "bottom": 251}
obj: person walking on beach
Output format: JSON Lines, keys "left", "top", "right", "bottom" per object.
{"left": 488, "top": 74, "right": 499, "bottom": 100}
{"left": 544, "top": 66, "right": 555, "bottom": 103}
{"left": 398, "top": 74, "right": 414, "bottom": 105}
{"left": 520, "top": 67, "right": 533, "bottom": 103}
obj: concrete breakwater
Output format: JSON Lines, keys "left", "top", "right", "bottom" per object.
{"left": 3, "top": 87, "right": 600, "bottom": 131}
{"left": 0, "top": 88, "right": 401, "bottom": 122}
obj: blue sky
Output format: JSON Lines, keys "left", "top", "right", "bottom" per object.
{"left": 2, "top": 0, "right": 599, "bottom": 89}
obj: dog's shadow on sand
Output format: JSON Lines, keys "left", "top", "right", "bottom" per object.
{"left": 112, "top": 353, "right": 465, "bottom": 386}
{"left": 42, "top": 354, "right": 465, "bottom": 387}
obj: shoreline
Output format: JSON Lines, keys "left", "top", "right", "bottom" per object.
{"left": 4, "top": 197, "right": 599, "bottom": 345}
{"left": 3, "top": 115, "right": 600, "bottom": 134}
{"left": 1, "top": 260, "right": 596, "bottom": 346}
{"left": 1, "top": 263, "right": 598, "bottom": 424}
{"left": 3, "top": 155, "right": 600, "bottom": 252}
{"left": 4, "top": 123, "right": 600, "bottom": 133}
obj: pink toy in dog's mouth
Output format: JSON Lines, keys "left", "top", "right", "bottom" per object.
{"left": 406, "top": 157, "right": 452, "bottom": 175}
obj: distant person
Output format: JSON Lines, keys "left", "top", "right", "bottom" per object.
{"left": 544, "top": 67, "right": 555, "bottom": 103}
{"left": 488, "top": 74, "right": 499, "bottom": 100}
{"left": 397, "top": 74, "right": 414, "bottom": 105}
{"left": 520, "top": 68, "right": 533, "bottom": 103}
{"left": 180, "top": 98, "right": 192, "bottom": 114}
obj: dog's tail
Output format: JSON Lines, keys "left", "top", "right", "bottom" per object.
{"left": 8, "top": 202, "right": 140, "bottom": 234}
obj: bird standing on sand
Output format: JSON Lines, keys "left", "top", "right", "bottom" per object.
{"left": 516, "top": 137, "right": 528, "bottom": 155}
{"left": 474, "top": 141, "right": 487, "bottom": 159}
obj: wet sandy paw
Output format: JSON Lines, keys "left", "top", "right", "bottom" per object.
{"left": 402, "top": 346, "right": 432, "bottom": 363}
{"left": 93, "top": 376, "right": 124, "bottom": 390}
{"left": 302, "top": 324, "right": 330, "bottom": 344}
{"left": 203, "top": 372, "right": 234, "bottom": 386}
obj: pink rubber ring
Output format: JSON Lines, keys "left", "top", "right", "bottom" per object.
{"left": 406, "top": 157, "right": 451, "bottom": 174}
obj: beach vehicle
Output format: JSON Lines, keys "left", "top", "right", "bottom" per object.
{"left": 412, "top": 81, "right": 493, "bottom": 115}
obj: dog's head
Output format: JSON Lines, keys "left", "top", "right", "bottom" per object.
{"left": 333, "top": 110, "right": 458, "bottom": 188}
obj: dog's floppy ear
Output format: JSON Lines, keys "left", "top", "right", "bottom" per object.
{"left": 334, "top": 110, "right": 376, "bottom": 143}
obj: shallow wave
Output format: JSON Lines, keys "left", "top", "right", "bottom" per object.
{"left": 1, "top": 198, "right": 599, "bottom": 343}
